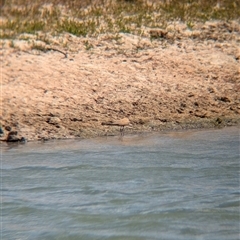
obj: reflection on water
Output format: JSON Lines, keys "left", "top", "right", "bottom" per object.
{"left": 2, "top": 127, "right": 240, "bottom": 240}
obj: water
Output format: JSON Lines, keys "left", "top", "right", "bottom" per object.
{"left": 2, "top": 127, "right": 240, "bottom": 240}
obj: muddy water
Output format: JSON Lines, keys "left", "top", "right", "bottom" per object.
{"left": 2, "top": 127, "right": 239, "bottom": 240}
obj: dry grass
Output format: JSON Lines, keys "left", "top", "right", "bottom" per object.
{"left": 1, "top": 0, "right": 239, "bottom": 40}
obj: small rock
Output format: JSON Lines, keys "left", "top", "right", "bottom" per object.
{"left": 218, "top": 96, "right": 230, "bottom": 103}
{"left": 19, "top": 137, "right": 27, "bottom": 143}
{"left": 5, "top": 126, "right": 11, "bottom": 131}
{"left": 6, "top": 131, "right": 19, "bottom": 142}
{"left": 47, "top": 117, "right": 61, "bottom": 125}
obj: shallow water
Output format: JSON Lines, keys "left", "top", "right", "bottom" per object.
{"left": 2, "top": 127, "right": 240, "bottom": 240}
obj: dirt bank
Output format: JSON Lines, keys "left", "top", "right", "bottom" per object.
{"left": 1, "top": 21, "right": 240, "bottom": 141}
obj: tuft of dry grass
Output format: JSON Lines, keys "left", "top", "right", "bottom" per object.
{"left": 0, "top": 0, "right": 239, "bottom": 40}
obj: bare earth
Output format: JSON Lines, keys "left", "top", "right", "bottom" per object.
{"left": 1, "top": 21, "right": 240, "bottom": 141}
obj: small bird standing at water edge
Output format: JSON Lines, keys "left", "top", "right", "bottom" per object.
{"left": 102, "top": 117, "right": 130, "bottom": 136}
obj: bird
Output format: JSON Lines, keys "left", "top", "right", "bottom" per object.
{"left": 102, "top": 117, "right": 130, "bottom": 135}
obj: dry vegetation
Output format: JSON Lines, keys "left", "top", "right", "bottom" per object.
{"left": 1, "top": 0, "right": 239, "bottom": 40}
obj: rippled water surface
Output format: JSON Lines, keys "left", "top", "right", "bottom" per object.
{"left": 2, "top": 127, "right": 240, "bottom": 240}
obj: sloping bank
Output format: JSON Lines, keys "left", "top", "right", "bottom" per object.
{"left": 1, "top": 21, "right": 240, "bottom": 141}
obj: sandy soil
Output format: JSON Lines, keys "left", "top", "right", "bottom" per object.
{"left": 1, "top": 21, "right": 240, "bottom": 141}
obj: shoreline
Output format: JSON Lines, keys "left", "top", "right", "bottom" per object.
{"left": 1, "top": 117, "right": 239, "bottom": 143}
